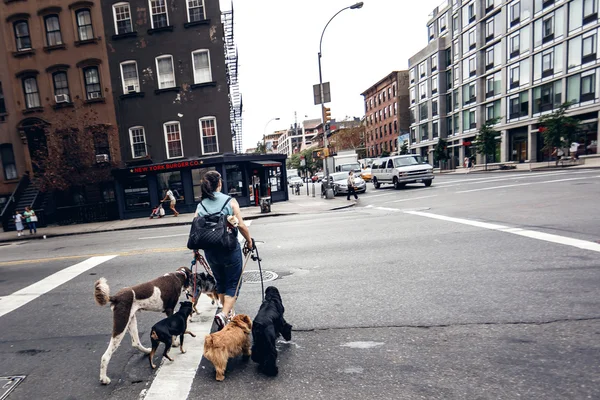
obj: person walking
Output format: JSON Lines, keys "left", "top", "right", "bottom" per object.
{"left": 194, "top": 171, "right": 253, "bottom": 331}
{"left": 23, "top": 206, "right": 37, "bottom": 235}
{"left": 13, "top": 210, "right": 24, "bottom": 237}
{"left": 347, "top": 170, "right": 358, "bottom": 201}
{"left": 161, "top": 188, "right": 179, "bottom": 217}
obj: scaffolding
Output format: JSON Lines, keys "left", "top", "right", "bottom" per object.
{"left": 222, "top": 4, "right": 243, "bottom": 153}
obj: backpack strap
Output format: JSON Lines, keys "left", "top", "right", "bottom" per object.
{"left": 199, "top": 196, "right": 232, "bottom": 216}
{"left": 219, "top": 197, "right": 232, "bottom": 214}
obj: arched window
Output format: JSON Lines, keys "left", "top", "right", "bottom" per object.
{"left": 44, "top": 15, "right": 63, "bottom": 46}
{"left": 112, "top": 2, "right": 132, "bottom": 34}
{"left": 14, "top": 21, "right": 31, "bottom": 51}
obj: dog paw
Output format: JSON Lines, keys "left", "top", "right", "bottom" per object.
{"left": 100, "top": 376, "right": 111, "bottom": 385}
{"left": 151, "top": 364, "right": 157, "bottom": 369}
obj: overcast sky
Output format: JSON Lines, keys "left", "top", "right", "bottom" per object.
{"left": 219, "top": 0, "right": 446, "bottom": 151}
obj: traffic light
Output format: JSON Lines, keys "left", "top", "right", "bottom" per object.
{"left": 323, "top": 148, "right": 330, "bottom": 157}
{"left": 323, "top": 107, "right": 331, "bottom": 124}
{"left": 313, "top": 149, "right": 322, "bottom": 159}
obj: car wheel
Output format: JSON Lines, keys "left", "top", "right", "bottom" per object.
{"left": 393, "top": 177, "right": 400, "bottom": 190}
{"left": 424, "top": 179, "right": 433, "bottom": 187}
{"left": 373, "top": 177, "right": 381, "bottom": 189}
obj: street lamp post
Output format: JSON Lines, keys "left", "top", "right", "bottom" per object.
{"left": 263, "top": 117, "right": 280, "bottom": 154}
{"left": 318, "top": 2, "right": 363, "bottom": 199}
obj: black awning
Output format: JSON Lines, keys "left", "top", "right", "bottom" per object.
{"left": 251, "top": 160, "right": 282, "bottom": 167}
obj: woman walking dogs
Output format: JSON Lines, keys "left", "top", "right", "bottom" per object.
{"left": 347, "top": 170, "right": 358, "bottom": 201}
{"left": 195, "top": 171, "right": 253, "bottom": 330}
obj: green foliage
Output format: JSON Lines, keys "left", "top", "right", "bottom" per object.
{"left": 537, "top": 102, "right": 580, "bottom": 152}
{"left": 399, "top": 142, "right": 408, "bottom": 155}
{"left": 381, "top": 150, "right": 390, "bottom": 157}
{"left": 255, "top": 141, "right": 266, "bottom": 154}
{"left": 476, "top": 118, "right": 501, "bottom": 157}
{"left": 433, "top": 138, "right": 448, "bottom": 161}
{"left": 288, "top": 149, "right": 322, "bottom": 174}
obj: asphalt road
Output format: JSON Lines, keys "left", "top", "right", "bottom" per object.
{"left": 1, "top": 169, "right": 599, "bottom": 400}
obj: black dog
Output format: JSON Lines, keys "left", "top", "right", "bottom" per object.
{"left": 251, "top": 286, "right": 292, "bottom": 376}
{"left": 149, "top": 301, "right": 196, "bottom": 369}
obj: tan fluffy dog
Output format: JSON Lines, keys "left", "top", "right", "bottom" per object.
{"left": 203, "top": 314, "right": 252, "bottom": 381}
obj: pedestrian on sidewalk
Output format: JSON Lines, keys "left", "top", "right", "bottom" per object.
{"left": 161, "top": 188, "right": 179, "bottom": 217}
{"left": 23, "top": 206, "right": 37, "bottom": 235}
{"left": 347, "top": 170, "right": 358, "bottom": 201}
{"left": 194, "top": 171, "right": 253, "bottom": 331}
{"left": 13, "top": 210, "right": 24, "bottom": 236}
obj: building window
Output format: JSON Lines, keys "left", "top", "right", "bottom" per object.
{"left": 583, "top": 0, "right": 598, "bottom": 24}
{"left": 509, "top": 91, "right": 529, "bottom": 119}
{"left": 187, "top": 0, "right": 206, "bottom": 22}
{"left": 485, "top": 18, "right": 494, "bottom": 40}
{"left": 542, "top": 15, "right": 554, "bottom": 42}
{"left": 453, "top": 14, "right": 459, "bottom": 33}
{"left": 432, "top": 121, "right": 439, "bottom": 138}
{"left": 120, "top": 61, "right": 139, "bottom": 93}
{"left": 129, "top": 126, "right": 147, "bottom": 158}
{"left": 14, "top": 21, "right": 32, "bottom": 51}
{"left": 468, "top": 3, "right": 475, "bottom": 22}
{"left": 52, "top": 72, "right": 70, "bottom": 101}
{"left": 486, "top": 48, "right": 494, "bottom": 69}
{"left": 432, "top": 76, "right": 438, "bottom": 94}
{"left": 83, "top": 67, "right": 102, "bottom": 99}
{"left": 510, "top": 33, "right": 520, "bottom": 57}
{"left": 410, "top": 88, "right": 415, "bottom": 104}
{"left": 191, "top": 50, "right": 212, "bottom": 84}
{"left": 76, "top": 9, "right": 94, "bottom": 41}
{"left": 419, "top": 62, "right": 426, "bottom": 77}
{"left": 22, "top": 77, "right": 41, "bottom": 109}
{"left": 156, "top": 55, "right": 175, "bottom": 88}
{"left": 113, "top": 3, "right": 133, "bottom": 35}
{"left": 428, "top": 24, "right": 434, "bottom": 40}
{"left": 0, "top": 82, "right": 6, "bottom": 115}
{"left": 410, "top": 68, "right": 415, "bottom": 83}
{"left": 463, "top": 109, "right": 476, "bottom": 130}
{"left": 581, "top": 73, "right": 596, "bottom": 102}
{"left": 431, "top": 54, "right": 438, "bottom": 71}
{"left": 440, "top": 12, "right": 448, "bottom": 32}
{"left": 583, "top": 34, "right": 597, "bottom": 63}
{"left": 510, "top": 2, "right": 521, "bottom": 26}
{"left": 542, "top": 52, "right": 554, "bottom": 76}
{"left": 164, "top": 121, "right": 183, "bottom": 158}
{"left": 533, "top": 80, "right": 562, "bottom": 113}
{"left": 468, "top": 56, "right": 476, "bottom": 76}
{"left": 468, "top": 29, "right": 476, "bottom": 49}
{"left": 419, "top": 82, "right": 427, "bottom": 99}
{"left": 0, "top": 144, "right": 17, "bottom": 180}
{"left": 44, "top": 15, "right": 63, "bottom": 46}
{"left": 486, "top": 76, "right": 494, "bottom": 97}
{"left": 124, "top": 175, "right": 150, "bottom": 210}
{"left": 432, "top": 100, "right": 438, "bottom": 116}
{"left": 149, "top": 0, "right": 169, "bottom": 28}
{"left": 510, "top": 65, "right": 520, "bottom": 88}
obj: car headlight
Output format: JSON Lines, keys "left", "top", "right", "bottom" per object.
{"left": 427, "top": 169, "right": 433, "bottom": 173}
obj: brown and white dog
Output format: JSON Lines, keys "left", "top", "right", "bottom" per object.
{"left": 94, "top": 266, "right": 192, "bottom": 385}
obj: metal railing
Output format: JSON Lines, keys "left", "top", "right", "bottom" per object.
{"left": 1, "top": 173, "right": 30, "bottom": 231}
{"left": 55, "top": 202, "right": 119, "bottom": 225}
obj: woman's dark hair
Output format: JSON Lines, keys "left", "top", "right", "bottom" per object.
{"left": 201, "top": 171, "right": 221, "bottom": 200}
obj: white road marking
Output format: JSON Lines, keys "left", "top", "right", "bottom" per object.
{"left": 404, "top": 211, "right": 600, "bottom": 253}
{"left": 436, "top": 170, "right": 594, "bottom": 187}
{"left": 390, "top": 195, "right": 438, "bottom": 203}
{"left": 0, "top": 255, "right": 117, "bottom": 318}
{"left": 143, "top": 296, "right": 216, "bottom": 400}
{"left": 456, "top": 177, "right": 592, "bottom": 193}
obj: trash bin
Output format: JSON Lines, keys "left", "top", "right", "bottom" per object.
{"left": 259, "top": 197, "right": 271, "bottom": 213}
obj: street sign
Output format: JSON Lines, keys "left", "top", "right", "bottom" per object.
{"left": 300, "top": 159, "right": 306, "bottom": 167}
{"left": 313, "top": 82, "right": 331, "bottom": 105}
{"left": 324, "top": 123, "right": 330, "bottom": 131}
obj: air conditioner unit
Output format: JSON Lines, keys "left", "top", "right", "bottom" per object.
{"left": 96, "top": 154, "right": 109, "bottom": 163}
{"left": 55, "top": 94, "right": 70, "bottom": 103}
{"left": 127, "top": 85, "right": 136, "bottom": 93}
{"left": 89, "top": 92, "right": 101, "bottom": 99}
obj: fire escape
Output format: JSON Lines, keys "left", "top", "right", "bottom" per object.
{"left": 222, "top": 6, "right": 243, "bottom": 154}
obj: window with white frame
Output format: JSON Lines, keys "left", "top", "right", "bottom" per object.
{"left": 76, "top": 9, "right": 94, "bottom": 41}
{"left": 149, "top": 0, "right": 169, "bottom": 28}
{"left": 164, "top": 121, "right": 183, "bottom": 158}
{"left": 187, "top": 0, "right": 206, "bottom": 22}
{"left": 583, "top": 34, "right": 597, "bottom": 62}
{"left": 113, "top": 3, "right": 133, "bottom": 35}
{"left": 156, "top": 55, "right": 175, "bottom": 88}
{"left": 129, "top": 126, "right": 147, "bottom": 158}
{"left": 192, "top": 50, "right": 211, "bottom": 84}
{"left": 431, "top": 54, "right": 438, "bottom": 71}
{"left": 419, "top": 62, "right": 426, "bottom": 77}
{"left": 200, "top": 117, "right": 218, "bottom": 154}
{"left": 485, "top": 18, "right": 494, "bottom": 40}
{"left": 440, "top": 13, "right": 448, "bottom": 32}
{"left": 410, "top": 87, "right": 415, "bottom": 103}
{"left": 428, "top": 24, "right": 435, "bottom": 41}
{"left": 409, "top": 68, "right": 415, "bottom": 83}
{"left": 432, "top": 76, "right": 438, "bottom": 93}
{"left": 542, "top": 15, "right": 554, "bottom": 41}
{"left": 510, "top": 33, "right": 520, "bottom": 57}
{"left": 542, "top": 52, "right": 553, "bottom": 75}
{"left": 419, "top": 81, "right": 427, "bottom": 99}
{"left": 583, "top": 0, "right": 597, "bottom": 21}
{"left": 510, "top": 1, "right": 521, "bottom": 26}
{"left": 120, "top": 61, "right": 139, "bottom": 93}
{"left": 510, "top": 65, "right": 520, "bottom": 88}
{"left": 468, "top": 55, "right": 476, "bottom": 76}
{"left": 468, "top": 28, "right": 476, "bottom": 49}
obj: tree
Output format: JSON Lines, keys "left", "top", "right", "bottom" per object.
{"left": 538, "top": 102, "right": 580, "bottom": 157}
{"left": 381, "top": 150, "right": 390, "bottom": 157}
{"left": 329, "top": 126, "right": 364, "bottom": 152}
{"left": 475, "top": 118, "right": 502, "bottom": 171}
{"left": 433, "top": 137, "right": 448, "bottom": 168}
{"left": 33, "top": 104, "right": 119, "bottom": 193}
{"left": 254, "top": 141, "right": 266, "bottom": 154}
{"left": 288, "top": 149, "right": 322, "bottom": 176}
{"left": 399, "top": 141, "right": 408, "bottom": 155}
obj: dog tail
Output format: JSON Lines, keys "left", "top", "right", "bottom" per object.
{"left": 94, "top": 277, "right": 110, "bottom": 306}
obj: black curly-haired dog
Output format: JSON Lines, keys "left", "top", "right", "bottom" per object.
{"left": 251, "top": 286, "right": 292, "bottom": 376}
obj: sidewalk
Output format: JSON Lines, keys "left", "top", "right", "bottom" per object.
{"left": 0, "top": 188, "right": 355, "bottom": 244}
{"left": 438, "top": 155, "right": 600, "bottom": 174}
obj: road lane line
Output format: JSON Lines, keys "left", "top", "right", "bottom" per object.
{"left": 436, "top": 170, "right": 594, "bottom": 187}
{"left": 0, "top": 255, "right": 117, "bottom": 318}
{"left": 404, "top": 211, "right": 600, "bottom": 253}
{"left": 143, "top": 296, "right": 216, "bottom": 400}
{"left": 434, "top": 171, "right": 567, "bottom": 185}
{"left": 390, "top": 195, "right": 438, "bottom": 203}
{"left": 456, "top": 177, "right": 591, "bottom": 193}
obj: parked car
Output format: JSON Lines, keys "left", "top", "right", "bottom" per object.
{"left": 371, "top": 155, "right": 434, "bottom": 189}
{"left": 288, "top": 176, "right": 304, "bottom": 188}
{"left": 321, "top": 172, "right": 367, "bottom": 196}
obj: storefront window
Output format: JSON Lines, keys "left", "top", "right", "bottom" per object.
{"left": 225, "top": 164, "right": 245, "bottom": 197}
{"left": 192, "top": 167, "right": 216, "bottom": 202}
{"left": 579, "top": 121, "right": 598, "bottom": 155}
{"left": 157, "top": 171, "right": 184, "bottom": 203}
{"left": 124, "top": 175, "right": 150, "bottom": 210}
{"left": 268, "top": 167, "right": 282, "bottom": 192}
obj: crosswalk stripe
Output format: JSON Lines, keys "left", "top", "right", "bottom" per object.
{"left": 0, "top": 255, "right": 117, "bottom": 318}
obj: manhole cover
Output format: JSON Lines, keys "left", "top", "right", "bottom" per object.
{"left": 0, "top": 376, "right": 26, "bottom": 400}
{"left": 242, "top": 270, "right": 278, "bottom": 283}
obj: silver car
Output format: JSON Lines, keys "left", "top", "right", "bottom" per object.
{"left": 321, "top": 172, "right": 367, "bottom": 196}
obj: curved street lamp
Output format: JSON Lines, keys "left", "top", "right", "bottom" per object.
{"left": 263, "top": 117, "right": 280, "bottom": 154}
{"left": 318, "top": 2, "right": 364, "bottom": 198}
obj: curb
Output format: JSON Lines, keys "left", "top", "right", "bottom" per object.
{"left": 0, "top": 206, "right": 351, "bottom": 244}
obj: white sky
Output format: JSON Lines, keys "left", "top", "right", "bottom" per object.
{"left": 219, "top": 0, "right": 445, "bottom": 151}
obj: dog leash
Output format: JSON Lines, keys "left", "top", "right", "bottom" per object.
{"left": 234, "top": 240, "right": 265, "bottom": 302}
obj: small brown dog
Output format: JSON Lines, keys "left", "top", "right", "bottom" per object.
{"left": 203, "top": 314, "right": 252, "bottom": 381}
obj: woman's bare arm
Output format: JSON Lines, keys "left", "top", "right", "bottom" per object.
{"left": 231, "top": 198, "right": 252, "bottom": 248}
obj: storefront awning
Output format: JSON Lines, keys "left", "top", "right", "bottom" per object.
{"left": 251, "top": 160, "right": 282, "bottom": 167}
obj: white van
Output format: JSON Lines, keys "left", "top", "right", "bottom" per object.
{"left": 371, "top": 155, "right": 434, "bottom": 189}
